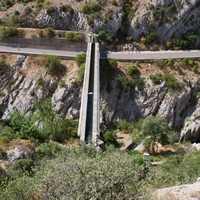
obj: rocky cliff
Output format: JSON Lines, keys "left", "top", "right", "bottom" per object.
{"left": 0, "top": 0, "right": 200, "bottom": 45}
{"left": 0, "top": 53, "right": 199, "bottom": 141}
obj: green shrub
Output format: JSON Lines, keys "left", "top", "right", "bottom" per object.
{"left": 47, "top": 6, "right": 56, "bottom": 15}
{"left": 76, "top": 62, "right": 85, "bottom": 84}
{"left": 58, "top": 79, "right": 65, "bottom": 87}
{"left": 81, "top": 2, "right": 101, "bottom": 14}
{"left": 163, "top": 73, "right": 181, "bottom": 91}
{"left": 145, "top": 31, "right": 158, "bottom": 44}
{"left": 36, "top": 77, "right": 45, "bottom": 86}
{"left": 103, "top": 130, "right": 118, "bottom": 146}
{"left": 24, "top": 6, "right": 32, "bottom": 15}
{"left": 108, "top": 58, "right": 117, "bottom": 69}
{"left": 34, "top": 142, "right": 63, "bottom": 160}
{"left": 118, "top": 75, "right": 130, "bottom": 90}
{"left": 74, "top": 53, "right": 86, "bottom": 66}
{"left": 65, "top": 32, "right": 76, "bottom": 41}
{"left": 0, "top": 59, "right": 8, "bottom": 71}
{"left": 11, "top": 159, "right": 34, "bottom": 175}
{"left": 45, "top": 55, "right": 60, "bottom": 74}
{"left": 176, "top": 31, "right": 199, "bottom": 49}
{"left": 127, "top": 65, "right": 139, "bottom": 77}
{"left": 150, "top": 73, "right": 163, "bottom": 84}
{"left": 0, "top": 147, "right": 6, "bottom": 159}
{"left": 0, "top": 26, "right": 18, "bottom": 39}
{"left": 44, "top": 28, "right": 55, "bottom": 38}
{"left": 166, "top": 58, "right": 174, "bottom": 66}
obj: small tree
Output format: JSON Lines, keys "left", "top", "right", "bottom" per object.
{"left": 74, "top": 53, "right": 86, "bottom": 66}
{"left": 45, "top": 55, "right": 60, "bottom": 74}
{"left": 141, "top": 115, "right": 170, "bottom": 154}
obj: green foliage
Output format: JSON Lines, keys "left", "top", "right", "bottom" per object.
{"left": 150, "top": 73, "right": 163, "bottom": 84}
{"left": 0, "top": 26, "right": 18, "bottom": 39}
{"left": 0, "top": 59, "right": 8, "bottom": 71}
{"left": 74, "top": 52, "right": 86, "bottom": 66}
{"left": 118, "top": 119, "right": 133, "bottom": 132}
{"left": 34, "top": 98, "right": 78, "bottom": 142}
{"left": 58, "top": 79, "right": 65, "bottom": 87}
{"left": 76, "top": 62, "right": 85, "bottom": 84}
{"left": 145, "top": 31, "right": 158, "bottom": 44}
{"left": 166, "top": 58, "right": 174, "bottom": 66}
{"left": 44, "top": 28, "right": 55, "bottom": 38}
{"left": 11, "top": 159, "right": 34, "bottom": 175}
{"left": 36, "top": 76, "right": 45, "bottom": 86}
{"left": 45, "top": 55, "right": 60, "bottom": 75}
{"left": 163, "top": 73, "right": 181, "bottom": 91}
{"left": 98, "top": 30, "right": 113, "bottom": 44}
{"left": 0, "top": 147, "right": 6, "bottom": 159}
{"left": 108, "top": 58, "right": 117, "bottom": 69}
{"left": 65, "top": 32, "right": 84, "bottom": 42}
{"left": 118, "top": 75, "right": 130, "bottom": 90}
{"left": 182, "top": 57, "right": 194, "bottom": 66}
{"left": 81, "top": 2, "right": 101, "bottom": 14}
{"left": 3, "top": 109, "right": 45, "bottom": 142}
{"left": 60, "top": 4, "right": 74, "bottom": 14}
{"left": 24, "top": 6, "right": 32, "bottom": 15}
{"left": 103, "top": 130, "right": 118, "bottom": 146}
{"left": 176, "top": 30, "right": 199, "bottom": 49}
{"left": 141, "top": 115, "right": 171, "bottom": 153}
{"left": 152, "top": 151, "right": 200, "bottom": 187}
{"left": 152, "top": 3, "right": 176, "bottom": 23}
{"left": 0, "top": 125, "right": 16, "bottom": 140}
{"left": 47, "top": 6, "right": 56, "bottom": 15}
{"left": 34, "top": 142, "right": 63, "bottom": 160}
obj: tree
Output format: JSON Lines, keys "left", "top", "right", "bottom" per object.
{"left": 45, "top": 55, "right": 60, "bottom": 74}
{"left": 74, "top": 53, "right": 86, "bottom": 66}
{"left": 141, "top": 115, "right": 170, "bottom": 153}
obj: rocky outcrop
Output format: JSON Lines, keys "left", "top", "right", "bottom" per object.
{"left": 0, "top": 54, "right": 199, "bottom": 141}
{"left": 153, "top": 177, "right": 200, "bottom": 200}
{"left": 1, "top": 0, "right": 200, "bottom": 44}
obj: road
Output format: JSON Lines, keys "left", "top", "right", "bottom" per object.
{"left": 0, "top": 45, "right": 200, "bottom": 60}
{"left": 105, "top": 50, "right": 200, "bottom": 60}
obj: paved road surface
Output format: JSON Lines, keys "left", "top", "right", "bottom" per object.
{"left": 0, "top": 45, "right": 200, "bottom": 60}
{"left": 106, "top": 50, "right": 200, "bottom": 60}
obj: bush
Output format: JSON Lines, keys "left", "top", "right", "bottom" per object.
{"left": 36, "top": 77, "right": 45, "bottom": 86}
{"left": 47, "top": 6, "right": 56, "bottom": 15}
{"left": 76, "top": 62, "right": 85, "bottom": 84}
{"left": 166, "top": 58, "right": 174, "bottom": 66}
{"left": 44, "top": 28, "right": 55, "bottom": 39}
{"left": 45, "top": 55, "right": 60, "bottom": 74}
{"left": 81, "top": 2, "right": 101, "bottom": 14}
{"left": 108, "top": 58, "right": 117, "bottom": 69}
{"left": 163, "top": 73, "right": 181, "bottom": 91}
{"left": 34, "top": 142, "right": 63, "bottom": 160}
{"left": 65, "top": 32, "right": 85, "bottom": 42}
{"left": 0, "top": 59, "right": 8, "bottom": 71}
{"left": 74, "top": 53, "right": 86, "bottom": 66}
{"left": 150, "top": 73, "right": 163, "bottom": 85}
{"left": 103, "top": 130, "right": 118, "bottom": 146}
{"left": 118, "top": 75, "right": 130, "bottom": 90}
{"left": 145, "top": 31, "right": 158, "bottom": 44}
{"left": 65, "top": 32, "right": 76, "bottom": 42}
{"left": 0, "top": 147, "right": 6, "bottom": 159}
{"left": 127, "top": 65, "right": 139, "bottom": 77}
{"left": 0, "top": 26, "right": 18, "bottom": 39}
{"left": 11, "top": 159, "right": 34, "bottom": 175}
{"left": 58, "top": 79, "right": 65, "bottom": 87}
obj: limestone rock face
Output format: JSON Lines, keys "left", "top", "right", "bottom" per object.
{"left": 153, "top": 177, "right": 200, "bottom": 200}
{"left": 0, "top": 55, "right": 199, "bottom": 141}
{"left": 129, "top": 0, "right": 200, "bottom": 43}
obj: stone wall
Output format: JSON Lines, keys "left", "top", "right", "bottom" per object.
{"left": 0, "top": 38, "right": 87, "bottom": 51}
